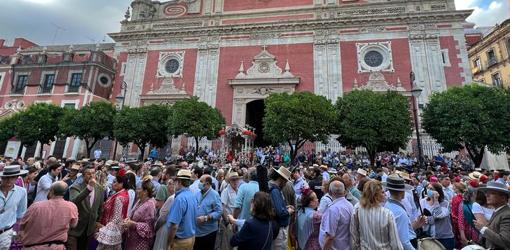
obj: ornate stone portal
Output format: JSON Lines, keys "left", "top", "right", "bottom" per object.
{"left": 139, "top": 77, "right": 188, "bottom": 105}
{"left": 229, "top": 46, "right": 300, "bottom": 126}
{"left": 354, "top": 71, "right": 407, "bottom": 94}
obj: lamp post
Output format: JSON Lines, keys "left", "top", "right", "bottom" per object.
{"left": 410, "top": 72, "right": 424, "bottom": 168}
{"left": 112, "top": 81, "right": 128, "bottom": 160}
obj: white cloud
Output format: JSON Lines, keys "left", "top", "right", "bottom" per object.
{"left": 455, "top": 0, "right": 478, "bottom": 9}
{"left": 465, "top": 0, "right": 509, "bottom": 27}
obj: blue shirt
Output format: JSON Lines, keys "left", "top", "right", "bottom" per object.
{"left": 195, "top": 188, "right": 222, "bottom": 236}
{"left": 234, "top": 181, "right": 259, "bottom": 220}
{"left": 269, "top": 183, "right": 289, "bottom": 227}
{"left": 166, "top": 187, "right": 197, "bottom": 238}
{"left": 0, "top": 185, "right": 27, "bottom": 228}
{"left": 385, "top": 199, "right": 415, "bottom": 250}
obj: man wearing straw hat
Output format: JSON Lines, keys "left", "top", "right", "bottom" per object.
{"left": 167, "top": 169, "right": 198, "bottom": 250}
{"left": 474, "top": 181, "right": 510, "bottom": 250}
{"left": 0, "top": 165, "right": 27, "bottom": 249}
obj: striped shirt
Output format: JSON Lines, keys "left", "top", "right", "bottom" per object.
{"left": 350, "top": 204, "right": 403, "bottom": 250}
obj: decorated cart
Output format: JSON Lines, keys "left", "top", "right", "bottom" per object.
{"left": 218, "top": 124, "right": 256, "bottom": 164}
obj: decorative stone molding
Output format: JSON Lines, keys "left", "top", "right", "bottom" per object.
{"left": 229, "top": 46, "right": 300, "bottom": 125}
{"left": 356, "top": 41, "right": 394, "bottom": 73}
{"left": 140, "top": 77, "right": 189, "bottom": 105}
{"left": 157, "top": 51, "right": 185, "bottom": 78}
{"left": 355, "top": 71, "right": 406, "bottom": 93}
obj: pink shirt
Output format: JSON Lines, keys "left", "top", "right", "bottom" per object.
{"left": 20, "top": 197, "right": 78, "bottom": 249}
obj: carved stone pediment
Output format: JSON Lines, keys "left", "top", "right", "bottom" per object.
{"left": 140, "top": 77, "right": 189, "bottom": 105}
{"left": 355, "top": 71, "right": 406, "bottom": 92}
{"left": 230, "top": 46, "right": 299, "bottom": 86}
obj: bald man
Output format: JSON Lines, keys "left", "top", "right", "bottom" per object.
{"left": 20, "top": 181, "right": 78, "bottom": 250}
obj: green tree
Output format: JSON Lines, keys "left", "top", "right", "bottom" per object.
{"left": 168, "top": 97, "right": 225, "bottom": 156}
{"left": 114, "top": 105, "right": 171, "bottom": 160}
{"left": 263, "top": 92, "right": 336, "bottom": 161}
{"left": 15, "top": 103, "right": 64, "bottom": 156}
{"left": 335, "top": 90, "right": 412, "bottom": 166}
{"left": 422, "top": 84, "right": 510, "bottom": 168}
{"left": 0, "top": 113, "right": 19, "bottom": 145}
{"left": 59, "top": 101, "right": 116, "bottom": 157}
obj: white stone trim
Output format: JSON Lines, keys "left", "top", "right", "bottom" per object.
{"left": 124, "top": 52, "right": 148, "bottom": 107}
{"left": 60, "top": 100, "right": 79, "bottom": 109}
{"left": 452, "top": 30, "right": 472, "bottom": 84}
{"left": 441, "top": 49, "right": 451, "bottom": 67}
{"left": 313, "top": 42, "right": 342, "bottom": 101}
{"left": 0, "top": 72, "right": 5, "bottom": 94}
{"left": 157, "top": 51, "right": 185, "bottom": 78}
{"left": 49, "top": 141, "right": 56, "bottom": 156}
{"left": 193, "top": 47, "right": 220, "bottom": 106}
{"left": 356, "top": 41, "right": 394, "bottom": 73}
{"left": 62, "top": 137, "right": 71, "bottom": 158}
{"left": 71, "top": 138, "right": 81, "bottom": 159}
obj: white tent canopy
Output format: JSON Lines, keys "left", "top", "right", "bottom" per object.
{"left": 480, "top": 147, "right": 509, "bottom": 171}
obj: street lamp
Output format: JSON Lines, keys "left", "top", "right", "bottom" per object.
{"left": 410, "top": 72, "right": 424, "bottom": 169}
{"left": 113, "top": 81, "right": 128, "bottom": 160}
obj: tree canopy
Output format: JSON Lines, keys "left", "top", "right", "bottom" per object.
{"left": 15, "top": 103, "right": 64, "bottom": 150}
{"left": 335, "top": 90, "right": 412, "bottom": 166}
{"left": 0, "top": 113, "right": 19, "bottom": 143}
{"left": 168, "top": 97, "right": 225, "bottom": 155}
{"left": 263, "top": 91, "right": 336, "bottom": 161}
{"left": 422, "top": 84, "right": 510, "bottom": 168}
{"left": 59, "top": 101, "right": 116, "bottom": 157}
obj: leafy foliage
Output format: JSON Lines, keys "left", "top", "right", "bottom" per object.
{"left": 263, "top": 92, "right": 336, "bottom": 160}
{"left": 0, "top": 113, "right": 19, "bottom": 143}
{"left": 15, "top": 103, "right": 64, "bottom": 148}
{"left": 168, "top": 97, "right": 225, "bottom": 155}
{"left": 114, "top": 105, "right": 171, "bottom": 159}
{"left": 59, "top": 101, "right": 116, "bottom": 156}
{"left": 335, "top": 90, "right": 412, "bottom": 166}
{"left": 422, "top": 84, "right": 510, "bottom": 167}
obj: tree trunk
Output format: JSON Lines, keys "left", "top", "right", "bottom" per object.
{"left": 138, "top": 144, "right": 146, "bottom": 160}
{"left": 466, "top": 145, "right": 484, "bottom": 169}
{"left": 289, "top": 139, "right": 306, "bottom": 164}
{"left": 85, "top": 138, "right": 98, "bottom": 159}
{"left": 38, "top": 141, "right": 44, "bottom": 159}
{"left": 194, "top": 137, "right": 200, "bottom": 156}
{"left": 368, "top": 149, "right": 376, "bottom": 168}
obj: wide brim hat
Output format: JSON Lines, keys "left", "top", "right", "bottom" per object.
{"left": 395, "top": 171, "right": 411, "bottom": 181}
{"left": 227, "top": 171, "right": 240, "bottom": 180}
{"left": 176, "top": 169, "right": 192, "bottom": 180}
{"left": 273, "top": 166, "right": 291, "bottom": 182}
{"left": 382, "top": 174, "right": 413, "bottom": 191}
{"left": 468, "top": 171, "right": 482, "bottom": 180}
{"left": 0, "top": 165, "right": 28, "bottom": 177}
{"left": 478, "top": 181, "right": 510, "bottom": 196}
{"left": 356, "top": 168, "right": 367, "bottom": 177}
{"left": 105, "top": 160, "right": 114, "bottom": 166}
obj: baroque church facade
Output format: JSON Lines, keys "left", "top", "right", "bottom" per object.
{"left": 109, "top": 0, "right": 472, "bottom": 152}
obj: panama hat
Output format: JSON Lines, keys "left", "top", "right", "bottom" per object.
{"left": 0, "top": 165, "right": 28, "bottom": 177}
{"left": 478, "top": 181, "right": 510, "bottom": 196}
{"left": 356, "top": 168, "right": 367, "bottom": 177}
{"left": 272, "top": 166, "right": 291, "bottom": 182}
{"left": 396, "top": 170, "right": 411, "bottom": 181}
{"left": 176, "top": 169, "right": 192, "bottom": 180}
{"left": 227, "top": 171, "right": 240, "bottom": 180}
{"left": 382, "top": 174, "right": 413, "bottom": 192}
{"left": 468, "top": 171, "right": 482, "bottom": 180}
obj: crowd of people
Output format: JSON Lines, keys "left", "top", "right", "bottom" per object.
{"left": 0, "top": 147, "right": 508, "bottom": 250}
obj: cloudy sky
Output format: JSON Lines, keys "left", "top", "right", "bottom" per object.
{"left": 0, "top": 0, "right": 508, "bottom": 46}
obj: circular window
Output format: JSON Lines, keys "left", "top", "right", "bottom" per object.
{"left": 165, "top": 59, "right": 180, "bottom": 74}
{"left": 364, "top": 50, "right": 384, "bottom": 68}
{"left": 97, "top": 73, "right": 112, "bottom": 87}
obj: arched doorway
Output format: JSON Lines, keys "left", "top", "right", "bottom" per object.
{"left": 245, "top": 99, "right": 270, "bottom": 147}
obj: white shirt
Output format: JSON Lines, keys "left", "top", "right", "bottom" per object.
{"left": 220, "top": 184, "right": 237, "bottom": 215}
{"left": 472, "top": 202, "right": 494, "bottom": 221}
{"left": 0, "top": 185, "right": 27, "bottom": 228}
{"left": 34, "top": 173, "right": 56, "bottom": 202}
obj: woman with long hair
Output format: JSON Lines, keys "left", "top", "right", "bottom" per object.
{"left": 124, "top": 172, "right": 137, "bottom": 216}
{"left": 229, "top": 191, "right": 279, "bottom": 250}
{"left": 96, "top": 175, "right": 130, "bottom": 250}
{"left": 351, "top": 180, "right": 403, "bottom": 250}
{"left": 297, "top": 188, "right": 321, "bottom": 250}
{"left": 420, "top": 183, "right": 455, "bottom": 250}
{"left": 122, "top": 176, "right": 156, "bottom": 250}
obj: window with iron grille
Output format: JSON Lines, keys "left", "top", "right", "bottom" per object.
{"left": 12, "top": 75, "right": 28, "bottom": 94}
{"left": 492, "top": 73, "right": 502, "bottom": 87}
{"left": 487, "top": 49, "right": 497, "bottom": 66}
{"left": 40, "top": 74, "right": 55, "bottom": 93}
{"left": 68, "top": 73, "right": 82, "bottom": 92}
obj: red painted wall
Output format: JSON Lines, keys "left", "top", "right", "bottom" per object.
{"left": 216, "top": 43, "right": 314, "bottom": 124}
{"left": 440, "top": 36, "right": 464, "bottom": 86}
{"left": 223, "top": 0, "right": 313, "bottom": 12}
{"left": 142, "top": 49, "right": 197, "bottom": 96}
{"left": 341, "top": 38, "right": 413, "bottom": 93}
